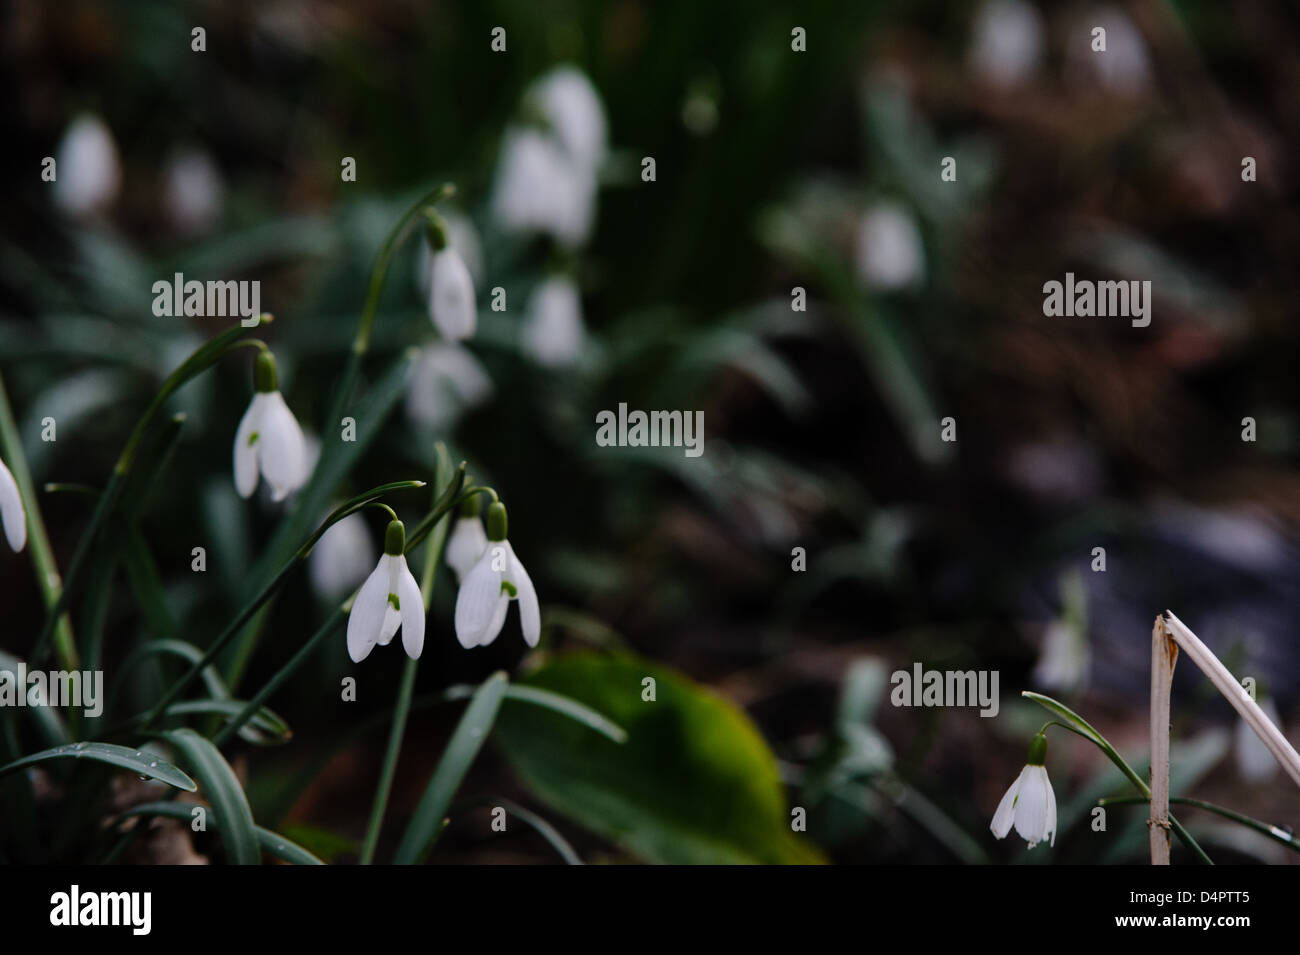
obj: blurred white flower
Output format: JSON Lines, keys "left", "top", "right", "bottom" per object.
{"left": 528, "top": 65, "right": 608, "bottom": 173}
{"left": 445, "top": 514, "right": 488, "bottom": 583}
{"left": 346, "top": 520, "right": 424, "bottom": 662}
{"left": 416, "top": 210, "right": 485, "bottom": 290}
{"left": 454, "top": 503, "right": 539, "bottom": 649}
{"left": 990, "top": 734, "right": 1057, "bottom": 848}
{"left": 968, "top": 0, "right": 1044, "bottom": 89}
{"left": 233, "top": 353, "right": 308, "bottom": 502}
{"left": 427, "top": 247, "right": 476, "bottom": 341}
{"left": 1068, "top": 7, "right": 1151, "bottom": 96}
{"left": 491, "top": 126, "right": 596, "bottom": 247}
{"left": 855, "top": 201, "right": 925, "bottom": 290}
{"left": 1235, "top": 697, "right": 1282, "bottom": 782}
{"left": 0, "top": 456, "right": 27, "bottom": 552}
{"left": 163, "top": 148, "right": 225, "bottom": 235}
{"left": 405, "top": 343, "right": 493, "bottom": 431}
{"left": 521, "top": 276, "right": 586, "bottom": 368}
{"left": 308, "top": 511, "right": 375, "bottom": 600}
{"left": 1032, "top": 621, "right": 1090, "bottom": 692}
{"left": 52, "top": 114, "right": 122, "bottom": 219}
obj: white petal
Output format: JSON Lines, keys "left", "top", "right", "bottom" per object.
{"left": 478, "top": 595, "right": 510, "bottom": 648}
{"left": 1236, "top": 700, "right": 1281, "bottom": 782}
{"left": 428, "top": 249, "right": 476, "bottom": 341}
{"left": 52, "top": 114, "right": 121, "bottom": 218}
{"left": 377, "top": 608, "right": 401, "bottom": 646}
{"left": 257, "top": 391, "right": 308, "bottom": 501}
{"left": 395, "top": 556, "right": 425, "bottom": 659}
{"left": 989, "top": 767, "right": 1023, "bottom": 839}
{"left": 454, "top": 547, "right": 504, "bottom": 648}
{"left": 308, "top": 512, "right": 375, "bottom": 599}
{"left": 530, "top": 66, "right": 608, "bottom": 172}
{"left": 505, "top": 541, "right": 540, "bottom": 647}
{"left": 1013, "top": 765, "right": 1053, "bottom": 848}
{"left": 232, "top": 394, "right": 266, "bottom": 498}
{"left": 1044, "top": 765, "right": 1057, "bottom": 847}
{"left": 445, "top": 518, "right": 488, "bottom": 582}
{"left": 522, "top": 277, "right": 586, "bottom": 368}
{"left": 346, "top": 558, "right": 391, "bottom": 663}
{"left": 0, "top": 457, "right": 27, "bottom": 552}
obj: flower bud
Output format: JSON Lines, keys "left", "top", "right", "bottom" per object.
{"left": 384, "top": 518, "right": 406, "bottom": 556}
{"left": 486, "top": 501, "right": 508, "bottom": 542}
{"left": 254, "top": 350, "right": 278, "bottom": 393}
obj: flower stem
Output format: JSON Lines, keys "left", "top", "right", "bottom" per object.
{"left": 1098, "top": 795, "right": 1300, "bottom": 854}
{"left": 0, "top": 372, "right": 78, "bottom": 671}
{"left": 1150, "top": 615, "right": 1177, "bottom": 865}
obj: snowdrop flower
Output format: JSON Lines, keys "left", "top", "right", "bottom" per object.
{"left": 308, "top": 510, "right": 375, "bottom": 600}
{"left": 445, "top": 496, "right": 488, "bottom": 583}
{"left": 990, "top": 733, "right": 1057, "bottom": 848}
{"left": 1236, "top": 696, "right": 1282, "bottom": 782}
{"left": 405, "top": 343, "right": 493, "bottom": 431}
{"left": 454, "top": 502, "right": 540, "bottom": 649}
{"left": 855, "top": 201, "right": 925, "bottom": 290}
{"left": 425, "top": 216, "right": 476, "bottom": 341}
{"left": 528, "top": 66, "right": 608, "bottom": 173}
{"left": 968, "top": 0, "right": 1044, "bottom": 89}
{"left": 416, "top": 209, "right": 484, "bottom": 291}
{"left": 521, "top": 276, "right": 586, "bottom": 368}
{"left": 491, "top": 126, "right": 596, "bottom": 247}
{"left": 0, "top": 455, "right": 27, "bottom": 552}
{"left": 346, "top": 519, "right": 424, "bottom": 663}
{"left": 163, "top": 147, "right": 225, "bottom": 235}
{"left": 52, "top": 114, "right": 122, "bottom": 219}
{"left": 233, "top": 351, "right": 308, "bottom": 502}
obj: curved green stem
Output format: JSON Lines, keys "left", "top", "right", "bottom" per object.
{"left": 1098, "top": 795, "right": 1300, "bottom": 854}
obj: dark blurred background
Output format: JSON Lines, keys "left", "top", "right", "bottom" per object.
{"left": 2, "top": 0, "right": 1298, "bottom": 863}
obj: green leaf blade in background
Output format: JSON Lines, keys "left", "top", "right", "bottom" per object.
{"left": 159, "top": 728, "right": 260, "bottom": 864}
{"left": 495, "top": 651, "right": 824, "bottom": 865}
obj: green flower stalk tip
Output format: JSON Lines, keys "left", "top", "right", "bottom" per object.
{"left": 385, "top": 519, "right": 406, "bottom": 556}
{"left": 254, "top": 350, "right": 278, "bottom": 393}
{"left": 459, "top": 488, "right": 480, "bottom": 518}
{"left": 425, "top": 213, "right": 449, "bottom": 251}
{"left": 1027, "top": 732, "right": 1048, "bottom": 766}
{"left": 486, "top": 501, "right": 508, "bottom": 542}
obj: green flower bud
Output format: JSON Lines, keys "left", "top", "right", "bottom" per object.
{"left": 425, "top": 212, "right": 449, "bottom": 251}
{"left": 384, "top": 519, "right": 406, "bottom": 556}
{"left": 486, "top": 501, "right": 508, "bottom": 542}
{"left": 1027, "top": 733, "right": 1048, "bottom": 767}
{"left": 459, "top": 492, "right": 480, "bottom": 519}
{"left": 254, "top": 350, "right": 278, "bottom": 393}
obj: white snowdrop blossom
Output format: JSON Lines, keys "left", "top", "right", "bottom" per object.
{"left": 308, "top": 510, "right": 376, "bottom": 600}
{"left": 53, "top": 114, "right": 122, "bottom": 219}
{"left": 346, "top": 519, "right": 425, "bottom": 663}
{"left": 521, "top": 276, "right": 586, "bottom": 368}
{"left": 990, "top": 733, "right": 1057, "bottom": 848}
{"left": 454, "top": 502, "right": 540, "bottom": 649}
{"left": 0, "top": 455, "right": 27, "bottom": 552}
{"left": 491, "top": 127, "right": 597, "bottom": 247}
{"left": 855, "top": 201, "right": 925, "bottom": 290}
{"left": 416, "top": 210, "right": 485, "bottom": 290}
{"left": 1235, "top": 697, "right": 1282, "bottom": 782}
{"left": 233, "top": 351, "right": 308, "bottom": 502}
{"left": 426, "top": 225, "right": 477, "bottom": 342}
{"left": 528, "top": 65, "right": 608, "bottom": 173}
{"left": 405, "top": 343, "right": 493, "bottom": 431}
{"left": 445, "top": 503, "right": 489, "bottom": 584}
{"left": 968, "top": 0, "right": 1044, "bottom": 89}
{"left": 163, "top": 147, "right": 225, "bottom": 235}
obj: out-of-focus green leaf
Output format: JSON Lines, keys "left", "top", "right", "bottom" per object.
{"left": 158, "top": 728, "right": 259, "bottom": 864}
{"left": 117, "top": 801, "right": 323, "bottom": 865}
{"left": 495, "top": 651, "right": 824, "bottom": 864}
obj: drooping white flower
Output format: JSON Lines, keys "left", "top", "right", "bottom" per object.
{"left": 968, "top": 0, "right": 1044, "bottom": 89}
{"left": 990, "top": 733, "right": 1057, "bottom": 848}
{"left": 491, "top": 125, "right": 596, "bottom": 247}
{"left": 528, "top": 66, "right": 608, "bottom": 173}
{"left": 52, "top": 114, "right": 122, "bottom": 219}
{"left": 521, "top": 276, "right": 586, "bottom": 368}
{"left": 1236, "top": 697, "right": 1282, "bottom": 782}
{"left": 445, "top": 497, "right": 489, "bottom": 583}
{"left": 426, "top": 237, "right": 476, "bottom": 342}
{"left": 308, "top": 510, "right": 376, "bottom": 600}
{"left": 163, "top": 147, "right": 225, "bottom": 235}
{"left": 346, "top": 519, "right": 425, "bottom": 662}
{"left": 405, "top": 343, "right": 494, "bottom": 431}
{"left": 855, "top": 201, "right": 925, "bottom": 290}
{"left": 0, "top": 455, "right": 27, "bottom": 552}
{"left": 454, "top": 502, "right": 540, "bottom": 649}
{"left": 416, "top": 209, "right": 485, "bottom": 291}
{"left": 233, "top": 351, "right": 308, "bottom": 502}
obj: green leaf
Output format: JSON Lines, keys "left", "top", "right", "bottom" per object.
{"left": 117, "top": 802, "right": 323, "bottom": 865}
{"left": 161, "top": 700, "right": 291, "bottom": 745}
{"left": 443, "top": 683, "right": 627, "bottom": 744}
{"left": 393, "top": 671, "right": 509, "bottom": 864}
{"left": 494, "top": 652, "right": 824, "bottom": 864}
{"left": 0, "top": 742, "right": 195, "bottom": 791}
{"left": 158, "top": 729, "right": 260, "bottom": 864}
{"left": 0, "top": 652, "right": 69, "bottom": 749}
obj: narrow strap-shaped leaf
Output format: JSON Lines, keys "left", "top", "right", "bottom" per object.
{"left": 117, "top": 801, "right": 324, "bottom": 865}
{"left": 0, "top": 742, "right": 195, "bottom": 791}
{"left": 158, "top": 729, "right": 260, "bottom": 864}
{"left": 393, "top": 671, "right": 509, "bottom": 865}
{"left": 160, "top": 700, "right": 291, "bottom": 744}
{"left": 443, "top": 683, "right": 627, "bottom": 744}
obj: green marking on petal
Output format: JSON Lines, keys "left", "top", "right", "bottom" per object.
{"left": 500, "top": 580, "right": 517, "bottom": 598}
{"left": 388, "top": 593, "right": 400, "bottom": 611}
{"left": 247, "top": 431, "right": 260, "bottom": 446}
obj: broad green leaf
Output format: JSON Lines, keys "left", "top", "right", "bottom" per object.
{"left": 393, "top": 672, "right": 509, "bottom": 864}
{"left": 495, "top": 652, "right": 824, "bottom": 864}
{"left": 0, "top": 742, "right": 195, "bottom": 791}
{"left": 117, "top": 802, "right": 323, "bottom": 865}
{"left": 159, "top": 729, "right": 259, "bottom": 864}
